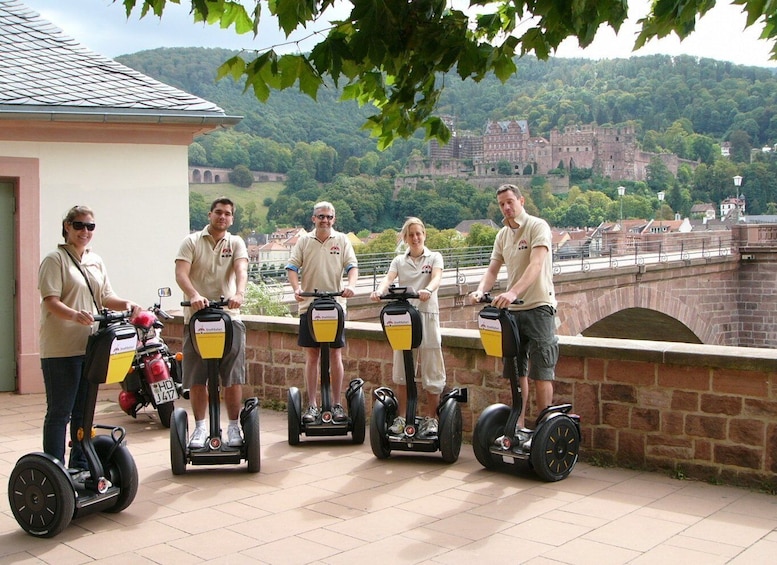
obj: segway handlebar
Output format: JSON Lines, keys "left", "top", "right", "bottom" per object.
{"left": 180, "top": 297, "right": 230, "bottom": 308}
{"left": 379, "top": 285, "right": 420, "bottom": 301}
{"left": 93, "top": 309, "right": 133, "bottom": 324}
{"left": 299, "top": 289, "right": 344, "bottom": 299}
{"left": 476, "top": 293, "right": 524, "bottom": 306}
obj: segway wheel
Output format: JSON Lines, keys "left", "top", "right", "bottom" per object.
{"left": 349, "top": 388, "right": 366, "bottom": 445}
{"left": 369, "top": 401, "right": 391, "bottom": 459}
{"left": 8, "top": 454, "right": 75, "bottom": 538}
{"left": 530, "top": 416, "right": 580, "bottom": 482}
{"left": 157, "top": 401, "right": 174, "bottom": 429}
{"left": 244, "top": 403, "right": 261, "bottom": 473}
{"left": 472, "top": 404, "right": 510, "bottom": 470}
{"left": 170, "top": 407, "right": 189, "bottom": 475}
{"left": 287, "top": 387, "right": 302, "bottom": 446}
{"left": 93, "top": 435, "right": 138, "bottom": 513}
{"left": 438, "top": 400, "right": 463, "bottom": 463}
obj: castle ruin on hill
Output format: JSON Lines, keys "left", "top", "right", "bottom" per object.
{"left": 400, "top": 118, "right": 698, "bottom": 192}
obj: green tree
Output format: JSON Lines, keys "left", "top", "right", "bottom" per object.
{"left": 729, "top": 129, "right": 753, "bottom": 163}
{"left": 188, "top": 142, "right": 207, "bottom": 166}
{"left": 122, "top": 0, "right": 772, "bottom": 147}
{"left": 466, "top": 223, "right": 498, "bottom": 247}
{"left": 189, "top": 192, "right": 209, "bottom": 231}
{"left": 343, "top": 156, "right": 360, "bottom": 176}
{"left": 426, "top": 228, "right": 464, "bottom": 250}
{"left": 357, "top": 229, "right": 399, "bottom": 255}
{"left": 497, "top": 160, "right": 513, "bottom": 175}
{"left": 229, "top": 164, "right": 254, "bottom": 188}
{"left": 646, "top": 157, "right": 674, "bottom": 194}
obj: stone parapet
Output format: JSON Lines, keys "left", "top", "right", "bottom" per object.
{"left": 163, "top": 315, "right": 777, "bottom": 490}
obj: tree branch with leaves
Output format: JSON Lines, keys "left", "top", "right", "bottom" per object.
{"left": 121, "top": 0, "right": 775, "bottom": 147}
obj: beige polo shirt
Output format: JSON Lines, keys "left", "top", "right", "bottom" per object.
{"left": 176, "top": 226, "right": 249, "bottom": 321}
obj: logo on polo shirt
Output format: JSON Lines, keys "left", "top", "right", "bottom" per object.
{"left": 517, "top": 239, "right": 528, "bottom": 251}
{"left": 329, "top": 245, "right": 341, "bottom": 255}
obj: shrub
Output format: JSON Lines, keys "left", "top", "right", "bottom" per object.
{"left": 229, "top": 165, "right": 254, "bottom": 188}
{"left": 242, "top": 281, "right": 291, "bottom": 317}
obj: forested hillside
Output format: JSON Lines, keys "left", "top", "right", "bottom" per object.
{"left": 119, "top": 49, "right": 777, "bottom": 156}
{"left": 117, "top": 49, "right": 777, "bottom": 233}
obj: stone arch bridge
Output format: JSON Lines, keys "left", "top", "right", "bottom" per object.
{"left": 347, "top": 224, "right": 777, "bottom": 348}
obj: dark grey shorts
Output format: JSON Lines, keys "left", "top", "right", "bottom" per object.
{"left": 505, "top": 305, "right": 558, "bottom": 381}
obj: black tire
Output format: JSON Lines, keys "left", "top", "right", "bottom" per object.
{"left": 349, "top": 389, "right": 366, "bottom": 445}
{"left": 369, "top": 401, "right": 391, "bottom": 459}
{"left": 93, "top": 435, "right": 138, "bottom": 513}
{"left": 8, "top": 454, "right": 74, "bottom": 537}
{"left": 157, "top": 402, "right": 174, "bottom": 428}
{"left": 530, "top": 416, "right": 580, "bottom": 482}
{"left": 244, "top": 405, "right": 261, "bottom": 473}
{"left": 287, "top": 387, "right": 302, "bottom": 446}
{"left": 438, "top": 400, "right": 462, "bottom": 463}
{"left": 170, "top": 408, "right": 188, "bottom": 475}
{"left": 472, "top": 404, "right": 510, "bottom": 470}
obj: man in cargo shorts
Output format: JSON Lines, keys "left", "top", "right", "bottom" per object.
{"left": 470, "top": 183, "right": 559, "bottom": 436}
{"left": 175, "top": 197, "right": 249, "bottom": 449}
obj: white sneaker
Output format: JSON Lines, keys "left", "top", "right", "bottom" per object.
{"left": 189, "top": 427, "right": 208, "bottom": 449}
{"left": 389, "top": 416, "right": 405, "bottom": 434}
{"left": 418, "top": 417, "right": 438, "bottom": 438}
{"left": 227, "top": 425, "right": 243, "bottom": 447}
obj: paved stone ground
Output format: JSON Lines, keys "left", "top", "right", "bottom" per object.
{"left": 1, "top": 391, "right": 776, "bottom": 564}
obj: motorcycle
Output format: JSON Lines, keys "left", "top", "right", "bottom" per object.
{"left": 118, "top": 288, "right": 183, "bottom": 427}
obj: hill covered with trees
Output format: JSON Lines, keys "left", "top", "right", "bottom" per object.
{"left": 118, "top": 49, "right": 777, "bottom": 232}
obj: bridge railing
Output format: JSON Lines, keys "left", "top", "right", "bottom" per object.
{"left": 356, "top": 231, "right": 735, "bottom": 284}
{"left": 252, "top": 231, "right": 736, "bottom": 292}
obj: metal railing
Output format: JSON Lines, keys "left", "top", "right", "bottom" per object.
{"left": 250, "top": 232, "right": 737, "bottom": 295}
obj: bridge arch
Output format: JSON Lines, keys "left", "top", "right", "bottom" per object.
{"left": 559, "top": 286, "right": 712, "bottom": 344}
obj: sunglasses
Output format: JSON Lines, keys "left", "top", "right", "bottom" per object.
{"left": 70, "top": 221, "right": 96, "bottom": 231}
{"left": 316, "top": 214, "right": 334, "bottom": 220}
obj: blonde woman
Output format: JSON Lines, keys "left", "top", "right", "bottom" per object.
{"left": 371, "top": 217, "right": 445, "bottom": 437}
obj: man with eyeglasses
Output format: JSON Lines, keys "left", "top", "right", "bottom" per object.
{"left": 286, "top": 201, "right": 359, "bottom": 424}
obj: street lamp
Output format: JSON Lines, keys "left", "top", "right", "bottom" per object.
{"left": 733, "top": 175, "right": 744, "bottom": 217}
{"left": 617, "top": 185, "right": 625, "bottom": 225}
{"left": 657, "top": 191, "right": 665, "bottom": 233}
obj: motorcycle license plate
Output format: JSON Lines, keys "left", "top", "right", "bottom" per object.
{"left": 151, "top": 378, "right": 177, "bottom": 404}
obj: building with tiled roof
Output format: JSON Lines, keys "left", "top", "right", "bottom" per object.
{"left": 0, "top": 0, "right": 241, "bottom": 393}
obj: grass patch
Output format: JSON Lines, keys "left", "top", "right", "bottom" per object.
{"left": 191, "top": 181, "right": 284, "bottom": 219}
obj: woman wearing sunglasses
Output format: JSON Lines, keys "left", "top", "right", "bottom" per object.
{"left": 37, "top": 205, "right": 139, "bottom": 469}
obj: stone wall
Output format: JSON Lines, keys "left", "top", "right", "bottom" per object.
{"left": 163, "top": 315, "right": 777, "bottom": 490}
{"left": 734, "top": 224, "right": 777, "bottom": 347}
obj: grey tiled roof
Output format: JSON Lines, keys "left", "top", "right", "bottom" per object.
{"left": 0, "top": 0, "right": 240, "bottom": 124}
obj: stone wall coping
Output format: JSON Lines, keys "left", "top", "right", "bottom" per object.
{"left": 171, "top": 314, "right": 777, "bottom": 373}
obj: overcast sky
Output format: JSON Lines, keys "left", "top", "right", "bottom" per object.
{"left": 18, "top": 0, "right": 777, "bottom": 68}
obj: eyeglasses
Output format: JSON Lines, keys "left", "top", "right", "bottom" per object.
{"left": 316, "top": 214, "right": 334, "bottom": 220}
{"left": 70, "top": 221, "right": 96, "bottom": 231}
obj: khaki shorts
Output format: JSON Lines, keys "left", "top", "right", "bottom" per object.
{"left": 182, "top": 319, "right": 246, "bottom": 388}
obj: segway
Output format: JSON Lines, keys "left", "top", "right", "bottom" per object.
{"left": 170, "top": 299, "right": 261, "bottom": 474}
{"left": 287, "top": 290, "right": 366, "bottom": 445}
{"left": 8, "top": 310, "right": 139, "bottom": 537}
{"left": 370, "top": 285, "right": 467, "bottom": 463}
{"left": 472, "top": 294, "right": 581, "bottom": 481}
